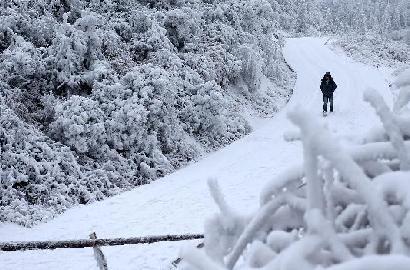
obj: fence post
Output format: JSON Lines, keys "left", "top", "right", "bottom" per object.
{"left": 90, "top": 232, "right": 108, "bottom": 270}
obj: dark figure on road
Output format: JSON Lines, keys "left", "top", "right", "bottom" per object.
{"left": 320, "top": 72, "right": 337, "bottom": 115}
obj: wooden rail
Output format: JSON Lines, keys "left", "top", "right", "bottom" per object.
{"left": 0, "top": 234, "right": 204, "bottom": 252}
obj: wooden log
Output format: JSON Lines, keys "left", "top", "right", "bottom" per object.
{"left": 0, "top": 234, "right": 204, "bottom": 252}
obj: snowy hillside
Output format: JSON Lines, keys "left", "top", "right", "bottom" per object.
{"left": 0, "top": 37, "right": 400, "bottom": 270}
{"left": 0, "top": 0, "right": 301, "bottom": 226}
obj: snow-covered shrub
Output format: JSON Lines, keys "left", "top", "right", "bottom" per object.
{"left": 0, "top": 36, "right": 50, "bottom": 123}
{"left": 0, "top": 103, "right": 84, "bottom": 226}
{"left": 267, "top": 0, "right": 322, "bottom": 34}
{"left": 321, "top": 0, "right": 410, "bottom": 64}
{"left": 237, "top": 45, "right": 263, "bottom": 93}
{"left": 182, "top": 80, "right": 251, "bottom": 148}
{"left": 0, "top": 98, "right": 144, "bottom": 226}
{"left": 1, "top": 0, "right": 298, "bottom": 225}
{"left": 332, "top": 34, "right": 410, "bottom": 68}
{"left": 49, "top": 95, "right": 107, "bottom": 156}
{"left": 47, "top": 11, "right": 110, "bottom": 97}
{"left": 164, "top": 7, "right": 199, "bottom": 51}
{"left": 319, "top": 0, "right": 409, "bottom": 36}
{"left": 181, "top": 89, "right": 410, "bottom": 269}
{"left": 104, "top": 64, "right": 202, "bottom": 170}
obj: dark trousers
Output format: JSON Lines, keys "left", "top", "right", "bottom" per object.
{"left": 323, "top": 95, "right": 333, "bottom": 112}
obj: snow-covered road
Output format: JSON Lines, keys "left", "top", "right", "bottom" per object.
{"left": 0, "top": 37, "right": 393, "bottom": 270}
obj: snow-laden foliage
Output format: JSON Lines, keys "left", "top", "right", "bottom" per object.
{"left": 180, "top": 74, "right": 410, "bottom": 269}
{"left": 0, "top": 98, "right": 144, "bottom": 226}
{"left": 332, "top": 34, "right": 410, "bottom": 69}
{"left": 319, "top": 0, "right": 410, "bottom": 68}
{"left": 267, "top": 0, "right": 323, "bottom": 35}
{"left": 319, "top": 0, "right": 410, "bottom": 37}
{"left": 319, "top": 0, "right": 410, "bottom": 69}
{"left": 0, "top": 102, "right": 84, "bottom": 226}
{"left": 0, "top": 0, "right": 306, "bottom": 225}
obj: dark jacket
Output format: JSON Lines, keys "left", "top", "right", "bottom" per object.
{"left": 320, "top": 76, "right": 337, "bottom": 96}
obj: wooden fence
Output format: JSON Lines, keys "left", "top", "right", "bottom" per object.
{"left": 0, "top": 233, "right": 204, "bottom": 270}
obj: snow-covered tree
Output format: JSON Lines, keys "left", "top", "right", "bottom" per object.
{"left": 320, "top": 0, "right": 410, "bottom": 37}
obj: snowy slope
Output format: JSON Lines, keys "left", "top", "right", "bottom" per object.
{"left": 0, "top": 37, "right": 393, "bottom": 270}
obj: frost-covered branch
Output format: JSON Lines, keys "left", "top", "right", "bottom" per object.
{"left": 364, "top": 89, "right": 410, "bottom": 170}
{"left": 302, "top": 137, "right": 325, "bottom": 212}
{"left": 226, "top": 194, "right": 287, "bottom": 269}
{"left": 325, "top": 255, "right": 410, "bottom": 270}
{"left": 306, "top": 209, "right": 353, "bottom": 262}
{"left": 181, "top": 246, "right": 226, "bottom": 270}
{"left": 288, "top": 108, "right": 405, "bottom": 254}
{"left": 260, "top": 165, "right": 304, "bottom": 205}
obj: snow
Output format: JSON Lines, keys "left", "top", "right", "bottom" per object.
{"left": 0, "top": 37, "right": 396, "bottom": 269}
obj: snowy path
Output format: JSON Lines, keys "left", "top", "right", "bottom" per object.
{"left": 0, "top": 37, "right": 393, "bottom": 270}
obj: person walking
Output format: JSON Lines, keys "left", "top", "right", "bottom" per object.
{"left": 320, "top": 72, "right": 337, "bottom": 116}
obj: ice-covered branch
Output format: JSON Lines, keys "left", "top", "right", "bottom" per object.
{"left": 302, "top": 137, "right": 325, "bottom": 211}
{"left": 364, "top": 89, "right": 410, "bottom": 170}
{"left": 306, "top": 209, "right": 353, "bottom": 262}
{"left": 226, "top": 194, "right": 288, "bottom": 269}
{"left": 392, "top": 69, "right": 410, "bottom": 113}
{"left": 288, "top": 108, "right": 405, "bottom": 254}
{"left": 262, "top": 235, "right": 323, "bottom": 270}
{"left": 350, "top": 141, "right": 410, "bottom": 164}
{"left": 181, "top": 246, "right": 226, "bottom": 270}
{"left": 260, "top": 140, "right": 410, "bottom": 207}
{"left": 339, "top": 228, "right": 372, "bottom": 248}
{"left": 260, "top": 164, "right": 304, "bottom": 205}
{"left": 359, "top": 160, "right": 391, "bottom": 178}
{"left": 205, "top": 179, "right": 247, "bottom": 263}
{"left": 325, "top": 255, "right": 410, "bottom": 270}
{"left": 208, "top": 178, "right": 238, "bottom": 230}
{"left": 335, "top": 204, "right": 367, "bottom": 231}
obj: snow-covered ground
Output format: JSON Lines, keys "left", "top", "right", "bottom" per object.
{"left": 0, "top": 37, "right": 394, "bottom": 269}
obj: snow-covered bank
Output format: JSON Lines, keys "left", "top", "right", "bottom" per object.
{"left": 0, "top": 37, "right": 394, "bottom": 269}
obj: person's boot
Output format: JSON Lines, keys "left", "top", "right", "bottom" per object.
{"left": 330, "top": 105, "right": 333, "bottom": 113}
